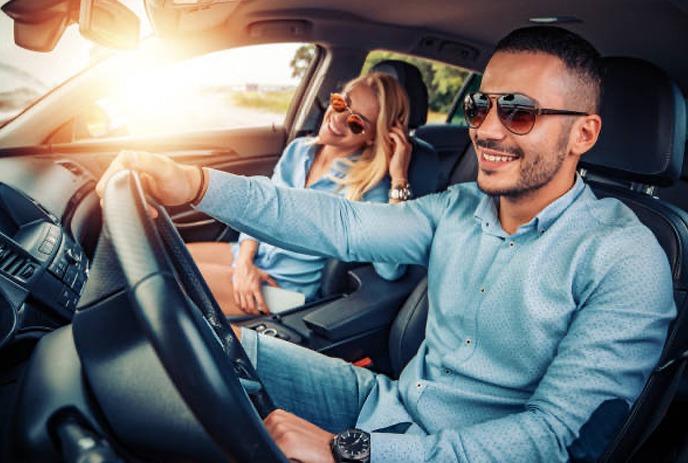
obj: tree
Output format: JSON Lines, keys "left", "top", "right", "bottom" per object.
{"left": 289, "top": 45, "right": 316, "bottom": 79}
{"left": 289, "top": 47, "right": 469, "bottom": 116}
{"left": 362, "top": 50, "right": 468, "bottom": 114}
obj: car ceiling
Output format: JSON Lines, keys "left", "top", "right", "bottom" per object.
{"left": 147, "top": 0, "right": 688, "bottom": 95}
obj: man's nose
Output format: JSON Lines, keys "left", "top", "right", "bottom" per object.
{"left": 474, "top": 102, "right": 506, "bottom": 140}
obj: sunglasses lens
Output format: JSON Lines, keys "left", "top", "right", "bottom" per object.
{"left": 330, "top": 93, "right": 347, "bottom": 112}
{"left": 464, "top": 93, "right": 490, "bottom": 128}
{"left": 347, "top": 114, "right": 365, "bottom": 134}
{"left": 497, "top": 94, "right": 537, "bottom": 135}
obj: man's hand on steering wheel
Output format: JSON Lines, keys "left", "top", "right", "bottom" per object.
{"left": 96, "top": 150, "right": 203, "bottom": 208}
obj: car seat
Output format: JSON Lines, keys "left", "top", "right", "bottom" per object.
{"left": 319, "top": 60, "right": 439, "bottom": 297}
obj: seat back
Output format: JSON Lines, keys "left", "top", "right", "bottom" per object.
{"left": 320, "top": 60, "right": 439, "bottom": 297}
{"left": 388, "top": 56, "right": 688, "bottom": 461}
{"left": 414, "top": 124, "right": 473, "bottom": 189}
{"left": 580, "top": 57, "right": 687, "bottom": 462}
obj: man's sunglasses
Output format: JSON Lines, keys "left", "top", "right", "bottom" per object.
{"left": 463, "top": 92, "right": 589, "bottom": 135}
{"left": 330, "top": 93, "right": 369, "bottom": 135}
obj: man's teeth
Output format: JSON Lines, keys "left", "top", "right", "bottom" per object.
{"left": 483, "top": 152, "right": 516, "bottom": 163}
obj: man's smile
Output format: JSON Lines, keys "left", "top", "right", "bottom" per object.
{"left": 478, "top": 147, "right": 520, "bottom": 169}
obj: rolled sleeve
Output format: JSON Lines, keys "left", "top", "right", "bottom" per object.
{"left": 194, "top": 169, "right": 441, "bottom": 266}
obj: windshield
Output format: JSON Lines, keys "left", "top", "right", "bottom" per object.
{"left": 0, "top": 3, "right": 312, "bottom": 142}
{"left": 0, "top": 0, "right": 149, "bottom": 124}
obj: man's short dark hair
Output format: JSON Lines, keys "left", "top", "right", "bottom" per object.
{"left": 495, "top": 26, "right": 602, "bottom": 112}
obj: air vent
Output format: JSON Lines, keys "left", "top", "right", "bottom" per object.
{"left": 55, "top": 160, "right": 84, "bottom": 177}
{"left": 0, "top": 242, "right": 23, "bottom": 276}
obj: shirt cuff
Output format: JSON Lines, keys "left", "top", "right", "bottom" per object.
{"left": 370, "top": 433, "right": 425, "bottom": 463}
{"left": 192, "top": 168, "right": 248, "bottom": 217}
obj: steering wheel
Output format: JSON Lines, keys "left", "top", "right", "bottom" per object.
{"left": 102, "top": 169, "right": 288, "bottom": 462}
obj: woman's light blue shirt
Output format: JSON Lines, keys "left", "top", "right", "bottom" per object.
{"left": 233, "top": 137, "right": 405, "bottom": 300}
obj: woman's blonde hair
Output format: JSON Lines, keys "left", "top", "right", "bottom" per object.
{"left": 334, "top": 72, "right": 411, "bottom": 201}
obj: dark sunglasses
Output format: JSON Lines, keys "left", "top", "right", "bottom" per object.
{"left": 463, "top": 91, "right": 589, "bottom": 135}
{"left": 330, "top": 93, "right": 369, "bottom": 135}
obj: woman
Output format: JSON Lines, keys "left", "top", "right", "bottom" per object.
{"left": 188, "top": 72, "right": 414, "bottom": 316}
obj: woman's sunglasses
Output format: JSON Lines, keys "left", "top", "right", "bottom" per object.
{"left": 330, "top": 93, "right": 369, "bottom": 135}
{"left": 463, "top": 91, "right": 589, "bottom": 135}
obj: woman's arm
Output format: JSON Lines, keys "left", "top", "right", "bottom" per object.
{"left": 368, "top": 124, "right": 413, "bottom": 279}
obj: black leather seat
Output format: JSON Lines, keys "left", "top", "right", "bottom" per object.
{"left": 320, "top": 60, "right": 439, "bottom": 297}
{"left": 387, "top": 56, "right": 688, "bottom": 462}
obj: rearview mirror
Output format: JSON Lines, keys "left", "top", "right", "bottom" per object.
{"left": 1, "top": 0, "right": 72, "bottom": 52}
{"left": 1, "top": 0, "right": 140, "bottom": 52}
{"left": 79, "top": 0, "right": 139, "bottom": 49}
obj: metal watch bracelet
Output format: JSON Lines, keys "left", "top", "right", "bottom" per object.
{"left": 389, "top": 182, "right": 413, "bottom": 201}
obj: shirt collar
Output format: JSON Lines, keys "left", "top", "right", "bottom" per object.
{"left": 308, "top": 143, "right": 364, "bottom": 181}
{"left": 474, "top": 174, "right": 586, "bottom": 236}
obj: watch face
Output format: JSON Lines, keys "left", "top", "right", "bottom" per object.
{"left": 335, "top": 428, "right": 370, "bottom": 461}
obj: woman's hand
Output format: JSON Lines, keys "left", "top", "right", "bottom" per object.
{"left": 95, "top": 150, "right": 202, "bottom": 207}
{"left": 232, "top": 259, "right": 278, "bottom": 315}
{"left": 388, "top": 124, "right": 412, "bottom": 183}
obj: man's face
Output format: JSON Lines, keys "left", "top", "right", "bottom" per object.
{"left": 470, "top": 52, "right": 580, "bottom": 198}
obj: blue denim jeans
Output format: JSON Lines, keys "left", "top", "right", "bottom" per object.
{"left": 241, "top": 328, "right": 377, "bottom": 433}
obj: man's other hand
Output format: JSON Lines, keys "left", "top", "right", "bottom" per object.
{"left": 96, "top": 150, "right": 203, "bottom": 207}
{"left": 264, "top": 409, "right": 335, "bottom": 463}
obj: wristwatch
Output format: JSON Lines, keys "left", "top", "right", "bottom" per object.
{"left": 389, "top": 182, "right": 413, "bottom": 201}
{"left": 331, "top": 428, "right": 371, "bottom": 463}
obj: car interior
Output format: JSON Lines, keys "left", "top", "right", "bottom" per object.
{"left": 0, "top": 0, "right": 687, "bottom": 462}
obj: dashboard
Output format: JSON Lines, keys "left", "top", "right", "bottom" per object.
{"left": 0, "top": 155, "right": 99, "bottom": 350}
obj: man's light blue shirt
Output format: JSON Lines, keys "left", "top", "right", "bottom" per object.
{"left": 234, "top": 137, "right": 404, "bottom": 300}
{"left": 197, "top": 171, "right": 675, "bottom": 462}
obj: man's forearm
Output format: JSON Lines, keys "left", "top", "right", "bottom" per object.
{"left": 369, "top": 408, "right": 570, "bottom": 463}
{"left": 194, "top": 170, "right": 437, "bottom": 266}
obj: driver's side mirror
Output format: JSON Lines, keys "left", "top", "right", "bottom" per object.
{"left": 1, "top": 0, "right": 139, "bottom": 52}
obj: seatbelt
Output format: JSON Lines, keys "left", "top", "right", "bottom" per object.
{"left": 655, "top": 348, "right": 688, "bottom": 373}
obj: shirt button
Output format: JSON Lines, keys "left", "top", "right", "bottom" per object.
{"left": 465, "top": 338, "right": 472, "bottom": 345}
{"left": 443, "top": 368, "right": 452, "bottom": 375}
{"left": 509, "top": 241, "right": 515, "bottom": 247}
{"left": 480, "top": 288, "right": 485, "bottom": 293}
{"left": 416, "top": 382, "right": 422, "bottom": 389}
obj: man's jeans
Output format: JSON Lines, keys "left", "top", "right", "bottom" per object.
{"left": 241, "top": 328, "right": 377, "bottom": 433}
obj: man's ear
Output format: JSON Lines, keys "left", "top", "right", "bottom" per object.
{"left": 571, "top": 114, "right": 602, "bottom": 157}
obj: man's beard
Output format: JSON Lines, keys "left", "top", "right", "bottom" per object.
{"left": 475, "top": 129, "right": 570, "bottom": 199}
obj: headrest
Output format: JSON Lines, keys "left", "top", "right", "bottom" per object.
{"left": 370, "top": 60, "right": 428, "bottom": 129}
{"left": 581, "top": 57, "right": 686, "bottom": 187}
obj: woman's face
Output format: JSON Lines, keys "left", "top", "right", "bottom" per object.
{"left": 318, "top": 83, "right": 379, "bottom": 152}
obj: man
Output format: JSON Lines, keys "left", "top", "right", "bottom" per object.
{"left": 97, "top": 27, "right": 675, "bottom": 462}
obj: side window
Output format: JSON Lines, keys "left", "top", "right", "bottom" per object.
{"left": 78, "top": 43, "right": 316, "bottom": 140}
{"left": 448, "top": 73, "right": 482, "bottom": 127}
{"left": 361, "top": 50, "right": 470, "bottom": 123}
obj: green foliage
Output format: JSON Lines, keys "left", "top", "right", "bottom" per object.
{"left": 362, "top": 50, "right": 469, "bottom": 114}
{"left": 290, "top": 44, "right": 317, "bottom": 79}
{"left": 230, "top": 90, "right": 295, "bottom": 114}
{"left": 288, "top": 46, "right": 468, "bottom": 117}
